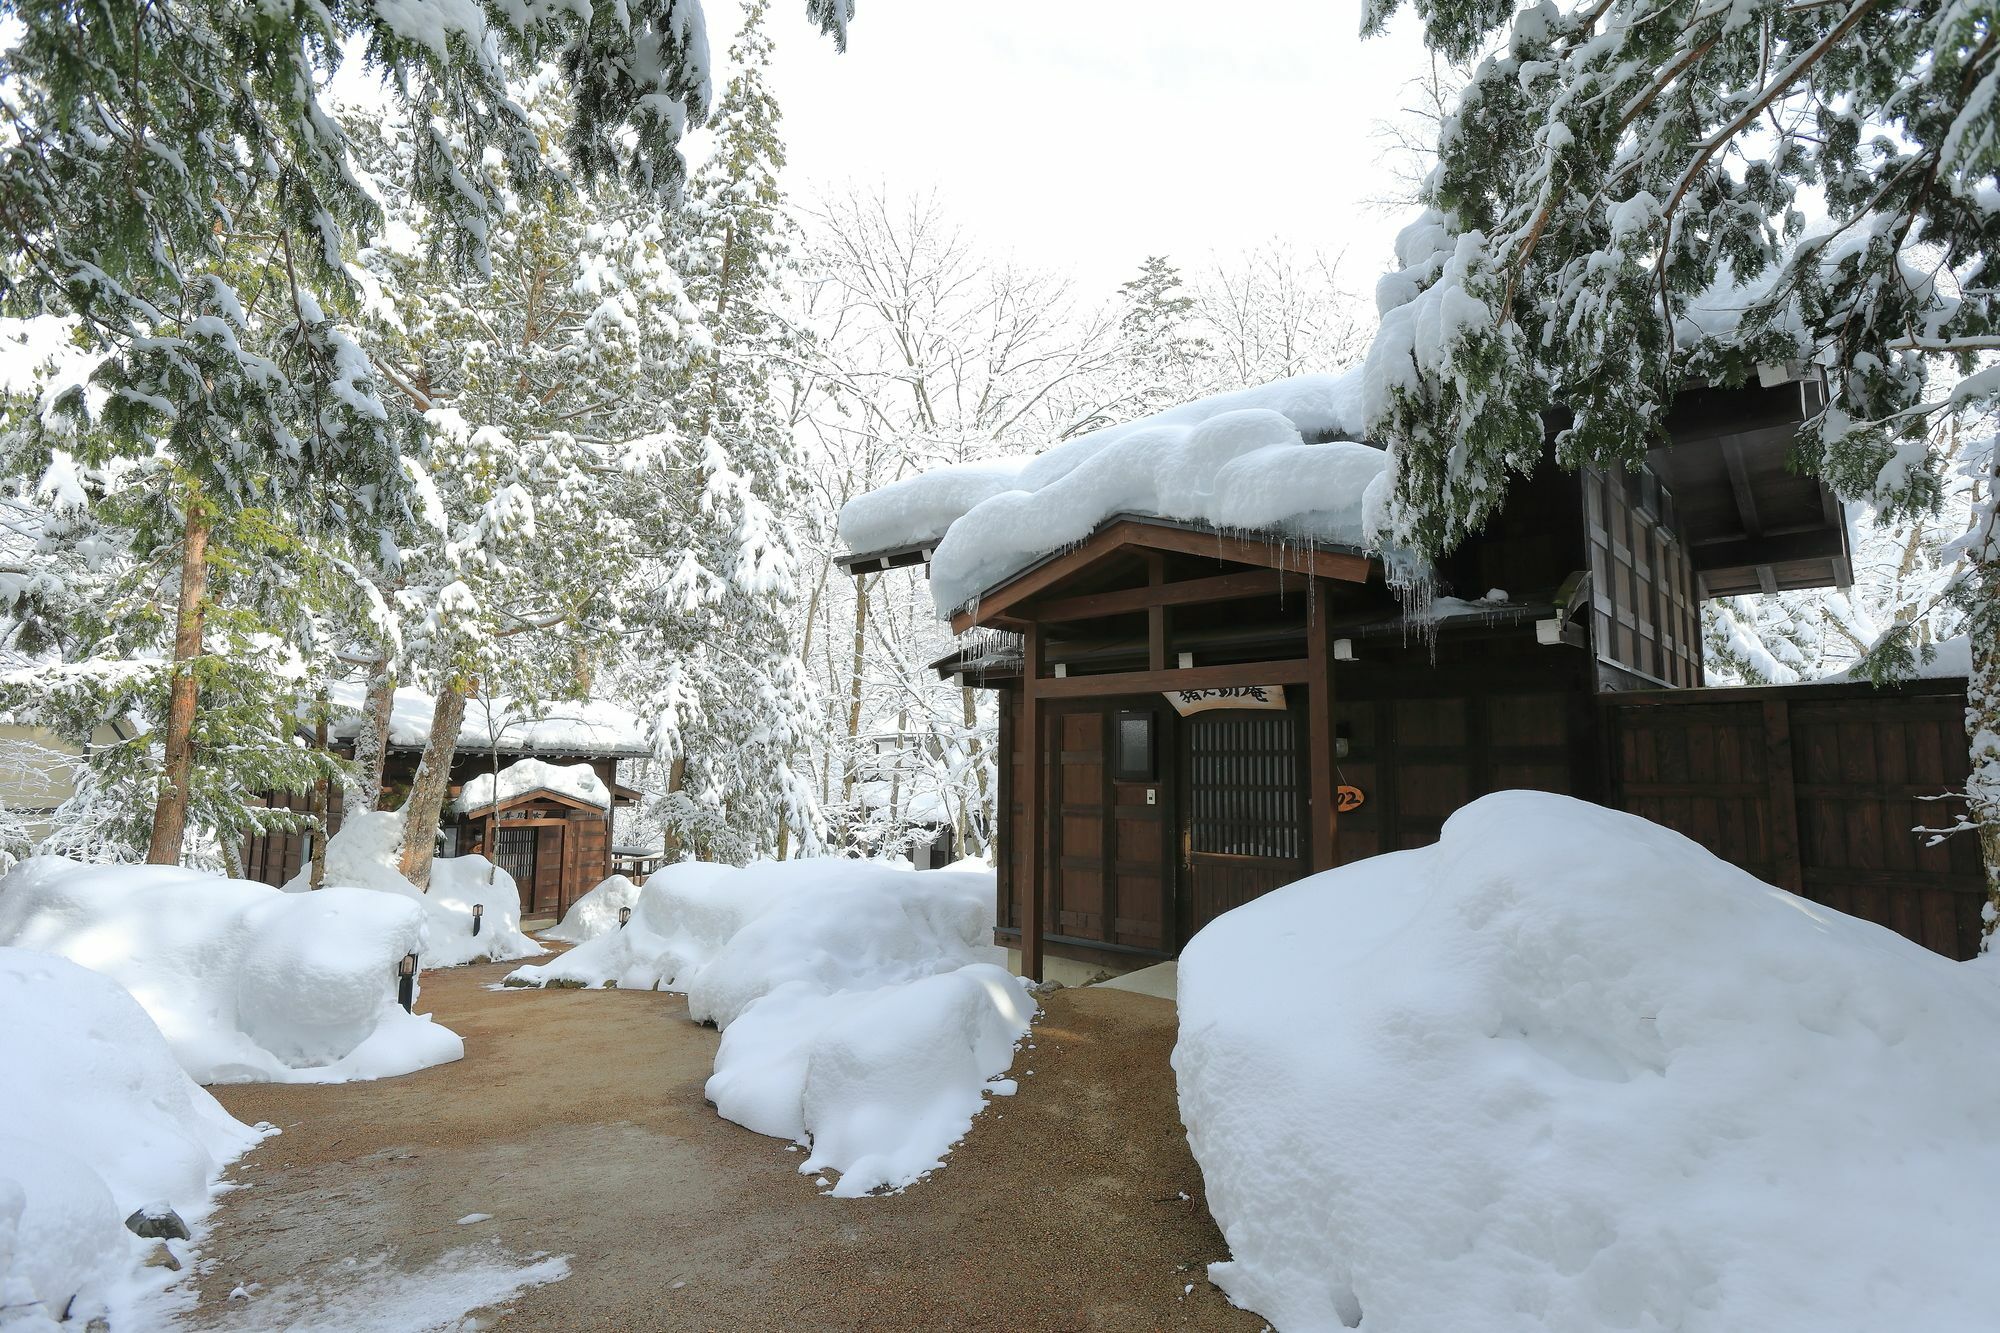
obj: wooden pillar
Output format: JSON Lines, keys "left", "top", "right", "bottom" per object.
{"left": 1021, "top": 623, "right": 1046, "bottom": 982}
{"left": 1145, "top": 551, "right": 1169, "bottom": 671}
{"left": 1306, "top": 579, "right": 1339, "bottom": 872}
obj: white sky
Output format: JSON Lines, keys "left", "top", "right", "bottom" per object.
{"left": 701, "top": 0, "right": 1438, "bottom": 299}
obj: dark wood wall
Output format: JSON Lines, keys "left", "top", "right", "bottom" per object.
{"left": 1586, "top": 465, "right": 1703, "bottom": 688}
{"left": 1603, "top": 679, "right": 1983, "bottom": 959}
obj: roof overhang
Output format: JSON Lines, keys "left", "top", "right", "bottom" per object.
{"left": 454, "top": 785, "right": 630, "bottom": 820}
{"left": 836, "top": 541, "right": 936, "bottom": 575}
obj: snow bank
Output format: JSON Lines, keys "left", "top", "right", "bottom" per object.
{"left": 0, "top": 856, "right": 463, "bottom": 1084}
{"left": 1175, "top": 791, "right": 2000, "bottom": 1333}
{"left": 539, "top": 874, "right": 642, "bottom": 944}
{"left": 1, "top": 948, "right": 264, "bottom": 1328}
{"left": 290, "top": 811, "right": 543, "bottom": 968}
{"left": 839, "top": 372, "right": 1384, "bottom": 614}
{"left": 454, "top": 758, "right": 608, "bottom": 813}
{"left": 507, "top": 860, "right": 1033, "bottom": 1196}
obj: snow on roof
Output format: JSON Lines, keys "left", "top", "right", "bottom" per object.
{"left": 324, "top": 683, "right": 651, "bottom": 756}
{"left": 454, "top": 759, "right": 611, "bottom": 814}
{"left": 838, "top": 370, "right": 1389, "bottom": 616}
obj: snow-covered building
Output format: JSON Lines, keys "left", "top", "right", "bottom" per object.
{"left": 241, "top": 687, "right": 648, "bottom": 919}
{"left": 838, "top": 371, "right": 1981, "bottom": 983}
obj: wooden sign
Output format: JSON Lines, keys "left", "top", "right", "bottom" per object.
{"left": 1163, "top": 684, "right": 1288, "bottom": 716}
{"left": 1337, "top": 784, "right": 1366, "bottom": 812}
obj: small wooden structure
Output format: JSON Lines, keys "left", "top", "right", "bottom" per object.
{"left": 452, "top": 769, "right": 644, "bottom": 917}
{"left": 842, "top": 379, "right": 1982, "bottom": 979}
{"left": 242, "top": 689, "right": 651, "bottom": 920}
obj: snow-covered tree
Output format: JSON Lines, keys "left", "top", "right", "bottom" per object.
{"left": 1362, "top": 0, "right": 2000, "bottom": 919}
{"left": 0, "top": 0, "right": 852, "bottom": 865}
{"left": 620, "top": 0, "right": 823, "bottom": 863}
{"left": 1115, "top": 257, "right": 1212, "bottom": 417}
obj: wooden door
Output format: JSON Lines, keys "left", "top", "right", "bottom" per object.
{"left": 1045, "top": 702, "right": 1176, "bottom": 956}
{"left": 1181, "top": 705, "right": 1308, "bottom": 937}
{"left": 532, "top": 823, "right": 565, "bottom": 916}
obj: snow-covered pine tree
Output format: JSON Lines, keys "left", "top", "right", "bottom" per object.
{"left": 629, "top": 0, "right": 824, "bottom": 863}
{"left": 343, "top": 73, "right": 705, "bottom": 885}
{"left": 1360, "top": 0, "right": 2000, "bottom": 921}
{"left": 0, "top": 0, "right": 851, "bottom": 866}
{"left": 1114, "top": 257, "right": 1214, "bottom": 418}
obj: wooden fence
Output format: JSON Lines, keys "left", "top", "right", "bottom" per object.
{"left": 1602, "top": 678, "right": 1986, "bottom": 960}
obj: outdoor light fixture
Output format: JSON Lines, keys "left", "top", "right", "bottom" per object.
{"left": 1334, "top": 638, "right": 1356, "bottom": 661}
{"left": 618, "top": 906, "right": 632, "bottom": 929}
{"left": 471, "top": 903, "right": 484, "bottom": 937}
{"left": 397, "top": 952, "right": 419, "bottom": 1012}
{"left": 1177, "top": 651, "right": 1195, "bottom": 669}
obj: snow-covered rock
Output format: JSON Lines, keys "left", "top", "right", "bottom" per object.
{"left": 539, "top": 874, "right": 642, "bottom": 944}
{"left": 0, "top": 857, "right": 463, "bottom": 1084}
{"left": 507, "top": 860, "right": 1032, "bottom": 1196}
{"left": 1174, "top": 790, "right": 2000, "bottom": 1333}
{"left": 287, "top": 811, "right": 544, "bottom": 968}
{"left": 454, "top": 758, "right": 608, "bottom": 813}
{"left": 1, "top": 948, "right": 263, "bottom": 1329}
{"left": 838, "top": 371, "right": 1384, "bottom": 614}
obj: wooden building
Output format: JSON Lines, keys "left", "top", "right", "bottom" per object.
{"left": 841, "top": 379, "right": 1983, "bottom": 980}
{"left": 242, "top": 688, "right": 649, "bottom": 920}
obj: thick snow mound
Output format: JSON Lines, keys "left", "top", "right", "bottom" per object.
{"left": 289, "top": 812, "right": 543, "bottom": 968}
{"left": 839, "top": 371, "right": 1383, "bottom": 614}
{"left": 455, "top": 758, "right": 608, "bottom": 813}
{"left": 508, "top": 860, "right": 1031, "bottom": 1195}
{"left": 0, "top": 857, "right": 463, "bottom": 1084}
{"left": 1, "top": 948, "right": 264, "bottom": 1328}
{"left": 540, "top": 874, "right": 642, "bottom": 944}
{"left": 1174, "top": 791, "right": 2000, "bottom": 1333}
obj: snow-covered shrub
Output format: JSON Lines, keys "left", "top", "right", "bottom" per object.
{"left": 507, "top": 860, "right": 1031, "bottom": 1196}
{"left": 539, "top": 873, "right": 642, "bottom": 944}
{"left": 0, "top": 857, "right": 463, "bottom": 1083}
{"left": 287, "top": 811, "right": 543, "bottom": 968}
{"left": 1, "top": 947, "right": 264, "bottom": 1327}
{"left": 1174, "top": 790, "right": 2000, "bottom": 1333}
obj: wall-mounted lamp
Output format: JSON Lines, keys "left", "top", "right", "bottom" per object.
{"left": 1177, "top": 651, "right": 1195, "bottom": 669}
{"left": 618, "top": 906, "right": 633, "bottom": 930}
{"left": 1052, "top": 663, "right": 1068, "bottom": 678}
{"left": 397, "top": 952, "right": 419, "bottom": 1012}
{"left": 471, "top": 903, "right": 484, "bottom": 937}
{"left": 1333, "top": 638, "right": 1356, "bottom": 661}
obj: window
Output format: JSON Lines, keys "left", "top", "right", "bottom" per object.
{"left": 1188, "top": 711, "right": 1302, "bottom": 859}
{"left": 1115, "top": 710, "right": 1155, "bottom": 782}
{"left": 495, "top": 826, "right": 537, "bottom": 887}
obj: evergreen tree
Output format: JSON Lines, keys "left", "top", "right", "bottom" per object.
{"left": 1360, "top": 0, "right": 2000, "bottom": 921}
{"left": 0, "top": 0, "right": 851, "bottom": 866}
{"left": 1115, "top": 256, "right": 1212, "bottom": 417}
{"left": 629, "top": 0, "right": 823, "bottom": 862}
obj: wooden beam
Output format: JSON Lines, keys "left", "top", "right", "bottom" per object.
{"left": 1145, "top": 553, "right": 1168, "bottom": 671}
{"left": 1688, "top": 525, "right": 1846, "bottom": 572}
{"left": 1020, "top": 624, "right": 1045, "bottom": 984}
{"left": 1030, "top": 658, "right": 1313, "bottom": 700}
{"left": 1306, "top": 581, "right": 1339, "bottom": 872}
{"left": 951, "top": 518, "right": 1374, "bottom": 632}
{"left": 1720, "top": 437, "right": 1764, "bottom": 539}
{"left": 1030, "top": 567, "right": 1297, "bottom": 624}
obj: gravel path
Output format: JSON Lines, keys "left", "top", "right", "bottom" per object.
{"left": 178, "top": 956, "right": 1263, "bottom": 1331}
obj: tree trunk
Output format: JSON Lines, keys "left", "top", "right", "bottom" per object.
{"left": 1968, "top": 558, "right": 2000, "bottom": 945}
{"left": 145, "top": 504, "right": 210, "bottom": 865}
{"left": 839, "top": 575, "right": 870, "bottom": 826}
{"left": 961, "top": 684, "right": 990, "bottom": 855}
{"left": 398, "top": 678, "right": 469, "bottom": 889}
{"left": 347, "top": 658, "right": 395, "bottom": 819}
{"left": 309, "top": 710, "right": 331, "bottom": 890}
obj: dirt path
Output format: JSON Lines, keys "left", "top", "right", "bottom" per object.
{"left": 181, "top": 958, "right": 1263, "bottom": 1332}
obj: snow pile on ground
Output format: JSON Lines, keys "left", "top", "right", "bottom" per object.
{"left": 507, "top": 860, "right": 1033, "bottom": 1196}
{"left": 839, "top": 371, "right": 1384, "bottom": 613}
{"left": 0, "top": 857, "right": 463, "bottom": 1084}
{"left": 290, "top": 812, "right": 543, "bottom": 967}
{"left": 540, "top": 874, "right": 642, "bottom": 944}
{"left": 455, "top": 758, "right": 608, "bottom": 813}
{"left": 198, "top": 1243, "right": 569, "bottom": 1332}
{"left": 1175, "top": 791, "right": 2000, "bottom": 1333}
{"left": 1, "top": 948, "right": 265, "bottom": 1329}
